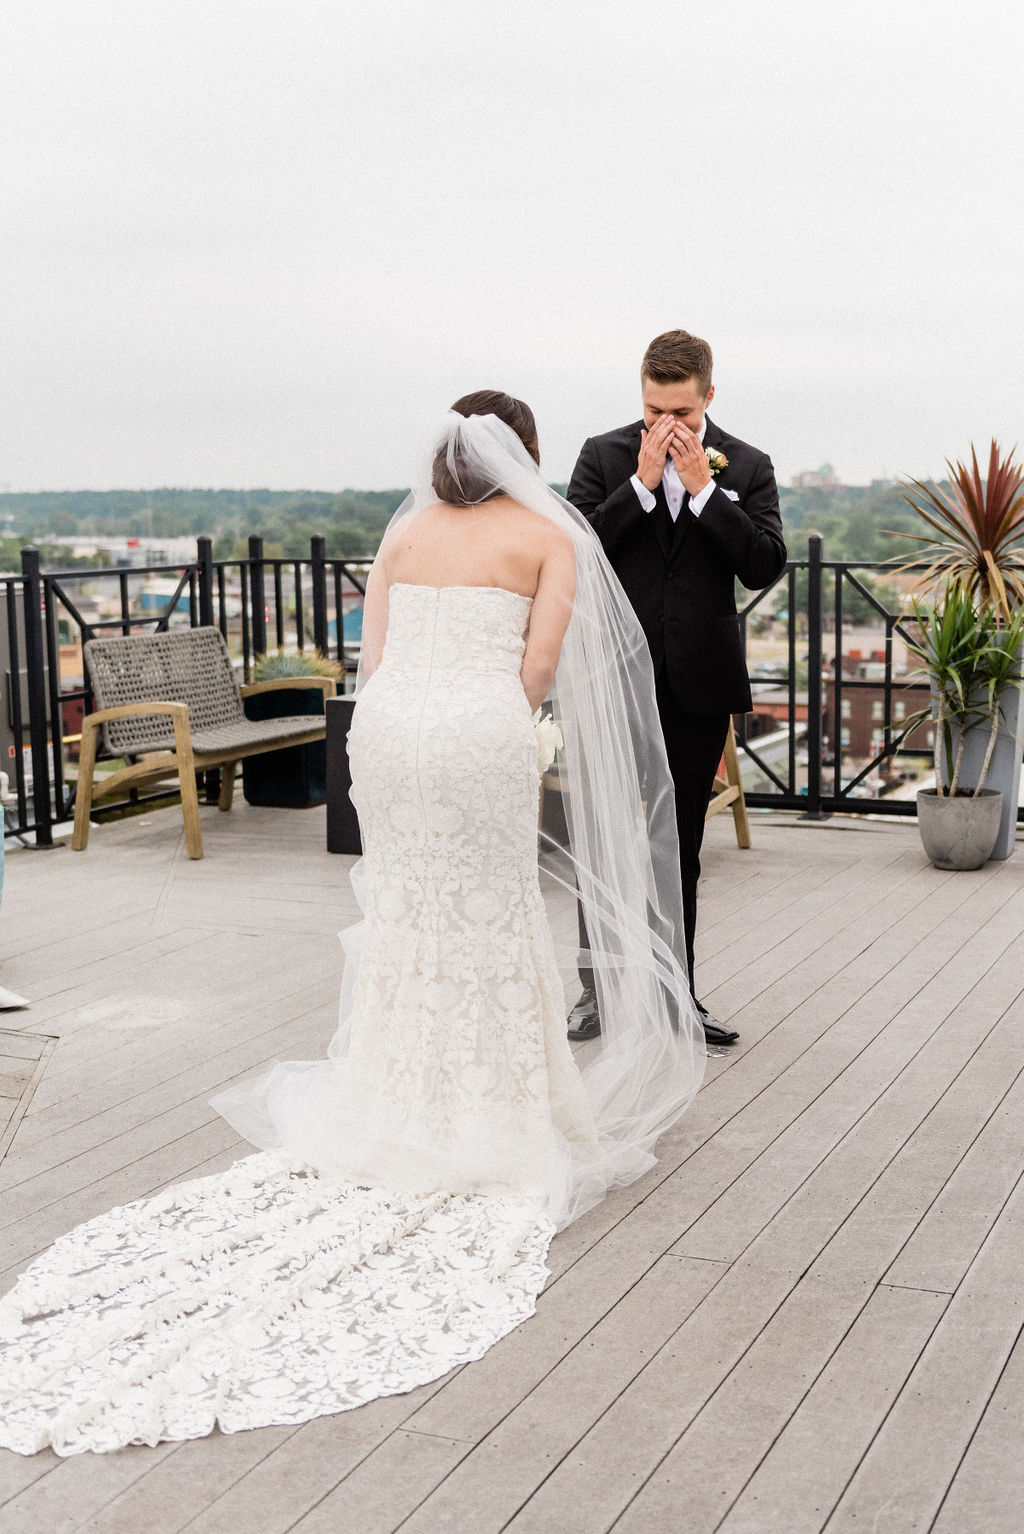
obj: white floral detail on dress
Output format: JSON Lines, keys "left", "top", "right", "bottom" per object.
{"left": 0, "top": 584, "right": 598, "bottom": 1457}
{"left": 532, "top": 709, "right": 563, "bottom": 774}
{"left": 0, "top": 1153, "right": 553, "bottom": 1456}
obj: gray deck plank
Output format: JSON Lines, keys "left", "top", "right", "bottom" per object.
{"left": 109, "top": 1392, "right": 449, "bottom": 1534}
{"left": 717, "top": 1284, "right": 949, "bottom": 1534}
{"left": 283, "top": 1429, "right": 469, "bottom": 1534}
{"left": 1, "top": 807, "right": 1022, "bottom": 1533}
{"left": 500, "top": 907, "right": 1024, "bottom": 1532}
{"left": 0, "top": 990, "right": 339, "bottom": 1189}
{"left": 399, "top": 1255, "right": 721, "bottom": 1534}
{"left": 697, "top": 838, "right": 911, "bottom": 983}
{"left": 827, "top": 1169, "right": 1024, "bottom": 1531}
{"left": 0, "top": 1442, "right": 181, "bottom": 1534}
{"left": 931, "top": 1325, "right": 1024, "bottom": 1533}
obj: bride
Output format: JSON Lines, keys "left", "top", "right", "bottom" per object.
{"left": 0, "top": 393, "right": 705, "bottom": 1457}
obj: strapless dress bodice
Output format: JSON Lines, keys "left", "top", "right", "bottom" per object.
{"left": 380, "top": 583, "right": 533, "bottom": 683}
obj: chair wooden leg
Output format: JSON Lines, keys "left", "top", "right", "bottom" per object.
{"left": 218, "top": 762, "right": 238, "bottom": 811}
{"left": 178, "top": 769, "right": 204, "bottom": 859}
{"left": 71, "top": 721, "right": 99, "bottom": 851}
{"left": 724, "top": 719, "right": 751, "bottom": 849}
{"left": 170, "top": 718, "right": 204, "bottom": 859}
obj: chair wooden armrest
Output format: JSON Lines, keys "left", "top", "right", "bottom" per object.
{"left": 81, "top": 700, "right": 191, "bottom": 727}
{"left": 239, "top": 677, "right": 337, "bottom": 703}
{"left": 73, "top": 700, "right": 201, "bottom": 858}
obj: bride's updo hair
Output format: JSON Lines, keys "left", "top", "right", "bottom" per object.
{"left": 432, "top": 390, "right": 540, "bottom": 506}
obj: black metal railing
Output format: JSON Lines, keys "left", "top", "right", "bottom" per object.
{"left": 736, "top": 533, "right": 940, "bottom": 817}
{"left": 3, "top": 531, "right": 1008, "bottom": 848}
{"left": 2, "top": 535, "right": 370, "bottom": 846}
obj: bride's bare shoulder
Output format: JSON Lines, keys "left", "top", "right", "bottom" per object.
{"left": 499, "top": 497, "right": 572, "bottom": 549}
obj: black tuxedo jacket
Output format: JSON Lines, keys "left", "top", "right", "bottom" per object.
{"left": 567, "top": 416, "right": 787, "bottom": 714}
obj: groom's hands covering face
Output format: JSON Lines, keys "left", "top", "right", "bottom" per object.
{"left": 668, "top": 422, "right": 713, "bottom": 497}
{"left": 637, "top": 413, "right": 676, "bottom": 491}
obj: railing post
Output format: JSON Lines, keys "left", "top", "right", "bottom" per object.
{"left": 802, "top": 534, "right": 827, "bottom": 820}
{"left": 20, "top": 547, "right": 54, "bottom": 847}
{"left": 248, "top": 535, "right": 267, "bottom": 656}
{"left": 196, "top": 535, "right": 221, "bottom": 802}
{"left": 196, "top": 536, "right": 215, "bottom": 628}
{"left": 311, "top": 535, "right": 328, "bottom": 653}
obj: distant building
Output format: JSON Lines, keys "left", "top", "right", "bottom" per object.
{"left": 69, "top": 535, "right": 197, "bottom": 567}
{"left": 823, "top": 653, "right": 931, "bottom": 758}
{"left": 790, "top": 464, "right": 844, "bottom": 492}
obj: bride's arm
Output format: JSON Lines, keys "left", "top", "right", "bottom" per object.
{"left": 360, "top": 551, "right": 391, "bottom": 679}
{"left": 521, "top": 535, "right": 576, "bottom": 712}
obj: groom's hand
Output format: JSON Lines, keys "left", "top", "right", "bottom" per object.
{"left": 637, "top": 414, "right": 675, "bottom": 491}
{"left": 669, "top": 422, "right": 713, "bottom": 496}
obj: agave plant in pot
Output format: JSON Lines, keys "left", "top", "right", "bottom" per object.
{"left": 903, "top": 581, "right": 1024, "bottom": 869}
{"left": 891, "top": 439, "right": 1024, "bottom": 859}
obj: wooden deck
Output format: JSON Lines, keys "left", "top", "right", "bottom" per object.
{"left": 1, "top": 799, "right": 1023, "bottom": 1532}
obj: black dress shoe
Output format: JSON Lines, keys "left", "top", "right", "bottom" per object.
{"left": 567, "top": 985, "right": 601, "bottom": 1040}
{"left": 697, "top": 1002, "right": 739, "bottom": 1046}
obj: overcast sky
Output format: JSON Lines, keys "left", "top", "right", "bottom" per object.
{"left": 1, "top": 0, "right": 1021, "bottom": 493}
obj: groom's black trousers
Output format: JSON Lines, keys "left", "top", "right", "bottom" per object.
{"left": 578, "top": 678, "right": 730, "bottom": 1000}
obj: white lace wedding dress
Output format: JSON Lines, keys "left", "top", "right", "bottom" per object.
{"left": 0, "top": 584, "right": 602, "bottom": 1457}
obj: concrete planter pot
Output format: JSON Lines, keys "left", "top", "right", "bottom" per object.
{"left": 916, "top": 788, "right": 1003, "bottom": 870}
{"left": 936, "top": 668, "right": 1024, "bottom": 861}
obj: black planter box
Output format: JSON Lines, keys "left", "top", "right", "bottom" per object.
{"left": 325, "top": 695, "right": 362, "bottom": 853}
{"left": 242, "top": 685, "right": 328, "bottom": 808}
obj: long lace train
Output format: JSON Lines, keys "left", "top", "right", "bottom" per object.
{"left": 0, "top": 1152, "right": 552, "bottom": 1457}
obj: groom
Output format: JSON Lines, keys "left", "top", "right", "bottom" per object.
{"left": 566, "top": 329, "right": 787, "bottom": 1047}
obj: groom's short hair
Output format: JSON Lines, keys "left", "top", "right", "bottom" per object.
{"left": 642, "top": 331, "right": 713, "bottom": 396}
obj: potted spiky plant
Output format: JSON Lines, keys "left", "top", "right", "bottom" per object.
{"left": 890, "top": 440, "right": 1024, "bottom": 859}
{"left": 903, "top": 583, "right": 1024, "bottom": 868}
{"left": 242, "top": 649, "right": 343, "bottom": 808}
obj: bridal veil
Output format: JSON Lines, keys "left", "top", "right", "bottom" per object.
{"left": 358, "top": 411, "right": 706, "bottom": 1222}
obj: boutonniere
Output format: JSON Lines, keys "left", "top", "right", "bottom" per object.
{"left": 705, "top": 446, "right": 729, "bottom": 476}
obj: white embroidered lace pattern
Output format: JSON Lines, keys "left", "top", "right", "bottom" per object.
{"left": 0, "top": 586, "right": 593, "bottom": 1456}
{"left": 0, "top": 1153, "right": 553, "bottom": 1456}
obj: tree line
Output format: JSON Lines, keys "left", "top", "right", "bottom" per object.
{"left": 0, "top": 480, "right": 927, "bottom": 567}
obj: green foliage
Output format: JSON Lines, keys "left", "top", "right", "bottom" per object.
{"left": 890, "top": 440, "right": 1024, "bottom": 615}
{"left": 251, "top": 648, "right": 345, "bottom": 682}
{"left": 0, "top": 487, "right": 407, "bottom": 556}
{"left": 0, "top": 536, "right": 113, "bottom": 575}
{"left": 779, "top": 482, "right": 921, "bottom": 563}
{"left": 0, "top": 477, "right": 942, "bottom": 571}
{"left": 902, "top": 581, "right": 1024, "bottom": 795}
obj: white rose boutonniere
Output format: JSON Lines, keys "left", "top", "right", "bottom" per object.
{"left": 705, "top": 446, "right": 729, "bottom": 476}
{"left": 532, "top": 709, "right": 563, "bottom": 775}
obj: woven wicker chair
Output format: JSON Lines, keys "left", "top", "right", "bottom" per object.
{"left": 72, "top": 627, "right": 336, "bottom": 859}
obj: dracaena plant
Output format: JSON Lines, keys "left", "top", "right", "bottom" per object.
{"left": 902, "top": 581, "right": 1024, "bottom": 796}
{"left": 888, "top": 440, "right": 1024, "bottom": 618}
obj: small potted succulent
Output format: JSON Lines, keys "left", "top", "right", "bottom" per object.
{"left": 890, "top": 440, "right": 1024, "bottom": 859}
{"left": 242, "top": 649, "right": 343, "bottom": 808}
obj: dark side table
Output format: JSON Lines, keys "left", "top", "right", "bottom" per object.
{"left": 325, "top": 695, "right": 362, "bottom": 854}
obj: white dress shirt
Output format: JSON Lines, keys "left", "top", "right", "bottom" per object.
{"left": 630, "top": 418, "right": 716, "bottom": 520}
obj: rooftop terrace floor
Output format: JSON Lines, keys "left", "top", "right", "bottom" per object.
{"left": 1, "top": 800, "right": 1023, "bottom": 1532}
